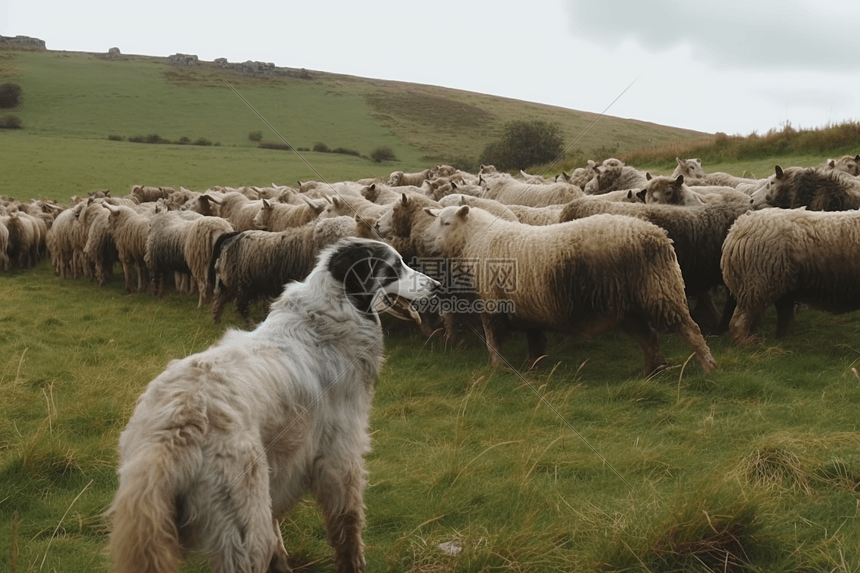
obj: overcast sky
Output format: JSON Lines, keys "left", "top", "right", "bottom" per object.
{"left": 2, "top": 0, "right": 857, "bottom": 137}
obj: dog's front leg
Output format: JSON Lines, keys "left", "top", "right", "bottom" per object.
{"left": 313, "top": 460, "right": 366, "bottom": 573}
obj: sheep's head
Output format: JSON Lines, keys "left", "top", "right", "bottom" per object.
{"left": 423, "top": 204, "right": 471, "bottom": 257}
{"left": 643, "top": 175, "right": 687, "bottom": 205}
{"left": 672, "top": 157, "right": 706, "bottom": 180}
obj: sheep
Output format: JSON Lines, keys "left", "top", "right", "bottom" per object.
{"left": 0, "top": 218, "right": 9, "bottom": 271}
{"left": 822, "top": 154, "right": 860, "bottom": 176}
{"left": 102, "top": 203, "right": 154, "bottom": 293}
{"left": 557, "top": 161, "right": 598, "bottom": 189}
{"left": 641, "top": 175, "right": 752, "bottom": 207}
{"left": 519, "top": 169, "right": 553, "bottom": 184}
{"left": 318, "top": 192, "right": 392, "bottom": 221}
{"left": 210, "top": 217, "right": 360, "bottom": 325}
{"left": 422, "top": 205, "right": 716, "bottom": 374}
{"left": 252, "top": 197, "right": 325, "bottom": 231}
{"left": 374, "top": 193, "right": 441, "bottom": 263}
{"left": 145, "top": 210, "right": 203, "bottom": 297}
{"left": 560, "top": 197, "right": 752, "bottom": 334}
{"left": 438, "top": 194, "right": 520, "bottom": 222}
{"left": 750, "top": 165, "right": 860, "bottom": 211}
{"left": 389, "top": 169, "right": 432, "bottom": 187}
{"left": 45, "top": 202, "right": 85, "bottom": 278}
{"left": 425, "top": 180, "right": 483, "bottom": 202}
{"left": 82, "top": 203, "right": 120, "bottom": 286}
{"left": 182, "top": 215, "right": 235, "bottom": 307}
{"left": 721, "top": 208, "right": 860, "bottom": 345}
{"left": 481, "top": 173, "right": 583, "bottom": 207}
{"left": 1, "top": 208, "right": 45, "bottom": 269}
{"left": 671, "top": 157, "right": 707, "bottom": 180}
{"left": 583, "top": 164, "right": 649, "bottom": 195}
{"left": 131, "top": 185, "right": 173, "bottom": 203}
{"left": 204, "top": 191, "right": 264, "bottom": 231}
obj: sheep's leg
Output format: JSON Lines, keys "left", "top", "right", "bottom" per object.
{"left": 674, "top": 316, "right": 717, "bottom": 372}
{"left": 267, "top": 518, "right": 291, "bottom": 573}
{"left": 729, "top": 301, "right": 767, "bottom": 346}
{"left": 690, "top": 290, "right": 721, "bottom": 335}
{"left": 774, "top": 296, "right": 797, "bottom": 338}
{"left": 479, "top": 313, "right": 507, "bottom": 367}
{"left": 619, "top": 314, "right": 666, "bottom": 376}
{"left": 525, "top": 329, "right": 548, "bottom": 371}
{"left": 717, "top": 292, "right": 736, "bottom": 335}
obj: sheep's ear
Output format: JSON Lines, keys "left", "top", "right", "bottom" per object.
{"left": 694, "top": 158, "right": 701, "bottom": 164}
{"left": 451, "top": 181, "right": 458, "bottom": 190}
{"left": 636, "top": 189, "right": 647, "bottom": 203}
{"left": 775, "top": 165, "right": 784, "bottom": 179}
{"left": 262, "top": 198, "right": 271, "bottom": 208}
{"left": 646, "top": 172, "right": 652, "bottom": 181}
{"left": 104, "top": 202, "right": 119, "bottom": 213}
{"left": 675, "top": 175, "right": 684, "bottom": 185}
{"left": 827, "top": 159, "right": 836, "bottom": 168}
{"left": 401, "top": 193, "right": 408, "bottom": 206}
{"left": 456, "top": 205, "right": 470, "bottom": 218}
{"left": 424, "top": 208, "right": 439, "bottom": 218}
{"left": 676, "top": 157, "right": 683, "bottom": 165}
{"left": 855, "top": 154, "right": 860, "bottom": 161}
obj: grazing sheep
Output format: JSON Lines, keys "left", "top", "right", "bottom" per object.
{"left": 750, "top": 165, "right": 860, "bottom": 210}
{"left": 389, "top": 169, "right": 431, "bottom": 187}
{"left": 557, "top": 162, "right": 598, "bottom": 189}
{"left": 641, "top": 175, "right": 752, "bottom": 207}
{"left": 46, "top": 202, "right": 85, "bottom": 278}
{"left": 1, "top": 208, "right": 46, "bottom": 269}
{"left": 145, "top": 211, "right": 203, "bottom": 297}
{"left": 822, "top": 154, "right": 860, "bottom": 176}
{"left": 424, "top": 205, "right": 717, "bottom": 374}
{"left": 481, "top": 173, "right": 583, "bottom": 207}
{"left": 438, "top": 194, "right": 520, "bottom": 222}
{"left": 374, "top": 193, "right": 441, "bottom": 263}
{"left": 205, "top": 191, "right": 264, "bottom": 231}
{"left": 583, "top": 164, "right": 649, "bottom": 195}
{"left": 721, "top": 208, "right": 860, "bottom": 345}
{"left": 0, "top": 218, "right": 9, "bottom": 271}
{"left": 560, "top": 197, "right": 752, "bottom": 334}
{"left": 103, "top": 203, "right": 154, "bottom": 293}
{"left": 83, "top": 203, "right": 120, "bottom": 287}
{"left": 211, "top": 218, "right": 362, "bottom": 325}
{"left": 131, "top": 185, "right": 173, "bottom": 203}
{"left": 183, "top": 216, "right": 235, "bottom": 307}
{"left": 252, "top": 197, "right": 325, "bottom": 231}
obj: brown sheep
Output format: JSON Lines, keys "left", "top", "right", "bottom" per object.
{"left": 750, "top": 165, "right": 860, "bottom": 211}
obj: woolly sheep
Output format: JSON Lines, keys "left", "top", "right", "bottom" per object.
{"left": 205, "top": 191, "right": 264, "bottom": 231}
{"left": 423, "top": 205, "right": 717, "bottom": 374}
{"left": 641, "top": 175, "right": 752, "bottom": 207}
{"left": 131, "top": 185, "right": 173, "bottom": 203}
{"left": 583, "top": 164, "right": 649, "bottom": 195}
{"left": 721, "top": 208, "right": 860, "bottom": 345}
{"left": 103, "top": 203, "right": 154, "bottom": 293}
{"left": 671, "top": 157, "right": 707, "bottom": 180}
{"left": 389, "top": 169, "right": 431, "bottom": 187}
{"left": 481, "top": 173, "right": 583, "bottom": 207}
{"left": 45, "top": 202, "right": 84, "bottom": 278}
{"left": 0, "top": 218, "right": 9, "bottom": 271}
{"left": 145, "top": 210, "right": 203, "bottom": 297}
{"left": 750, "top": 165, "right": 860, "bottom": 210}
{"left": 822, "top": 154, "right": 860, "bottom": 176}
{"left": 438, "top": 194, "right": 520, "bottom": 222}
{"left": 182, "top": 215, "right": 235, "bottom": 307}
{"left": 252, "top": 197, "right": 325, "bottom": 231}
{"left": 560, "top": 197, "right": 752, "bottom": 334}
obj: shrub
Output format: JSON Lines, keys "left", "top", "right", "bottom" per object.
{"left": 107, "top": 134, "right": 124, "bottom": 141}
{"left": 370, "top": 146, "right": 397, "bottom": 163}
{"left": 258, "top": 141, "right": 292, "bottom": 151}
{"left": 129, "top": 134, "right": 170, "bottom": 144}
{"left": 176, "top": 136, "right": 192, "bottom": 145}
{"left": 331, "top": 147, "right": 360, "bottom": 157}
{"left": 248, "top": 131, "right": 263, "bottom": 142}
{"left": 193, "top": 138, "right": 212, "bottom": 146}
{"left": 0, "top": 115, "right": 23, "bottom": 129}
{"left": 313, "top": 142, "right": 330, "bottom": 153}
{"left": 0, "top": 83, "right": 22, "bottom": 109}
{"left": 479, "top": 119, "right": 564, "bottom": 171}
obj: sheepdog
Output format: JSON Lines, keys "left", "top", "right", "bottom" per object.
{"left": 108, "top": 238, "right": 440, "bottom": 573}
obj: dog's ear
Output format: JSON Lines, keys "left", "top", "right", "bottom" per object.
{"left": 328, "top": 243, "right": 375, "bottom": 286}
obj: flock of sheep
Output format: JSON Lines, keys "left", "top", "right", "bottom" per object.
{"left": 2, "top": 152, "right": 860, "bottom": 374}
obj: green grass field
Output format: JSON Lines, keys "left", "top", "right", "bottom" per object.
{"left": 2, "top": 47, "right": 860, "bottom": 572}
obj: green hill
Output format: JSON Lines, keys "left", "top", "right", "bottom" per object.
{"left": 0, "top": 47, "right": 705, "bottom": 202}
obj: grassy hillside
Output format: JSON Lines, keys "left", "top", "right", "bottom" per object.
{"left": 0, "top": 48, "right": 706, "bottom": 201}
{"left": 2, "top": 46, "right": 860, "bottom": 572}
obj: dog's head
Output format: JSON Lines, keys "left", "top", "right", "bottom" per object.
{"left": 326, "top": 238, "right": 440, "bottom": 319}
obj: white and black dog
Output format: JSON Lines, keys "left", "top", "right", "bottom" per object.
{"left": 108, "top": 238, "right": 440, "bottom": 573}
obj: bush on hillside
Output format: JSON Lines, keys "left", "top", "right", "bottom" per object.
{"left": 479, "top": 119, "right": 564, "bottom": 171}
{"left": 258, "top": 141, "right": 292, "bottom": 151}
{"left": 370, "top": 146, "right": 397, "bottom": 163}
{"left": 0, "top": 115, "right": 23, "bottom": 129}
{"left": 107, "top": 134, "right": 124, "bottom": 141}
{"left": 331, "top": 147, "right": 360, "bottom": 157}
{"left": 248, "top": 131, "right": 263, "bottom": 142}
{"left": 313, "top": 142, "right": 330, "bottom": 153}
{"left": 0, "top": 84, "right": 22, "bottom": 109}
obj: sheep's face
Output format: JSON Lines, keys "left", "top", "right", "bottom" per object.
{"left": 375, "top": 207, "right": 396, "bottom": 237}
{"left": 829, "top": 154, "right": 860, "bottom": 176}
{"left": 750, "top": 166, "right": 792, "bottom": 209}
{"left": 252, "top": 206, "right": 270, "bottom": 230}
{"left": 644, "top": 175, "right": 688, "bottom": 205}
{"left": 672, "top": 158, "right": 706, "bottom": 180}
{"left": 423, "top": 205, "right": 470, "bottom": 256}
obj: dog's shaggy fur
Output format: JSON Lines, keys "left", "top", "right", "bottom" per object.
{"left": 108, "top": 238, "right": 438, "bottom": 573}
